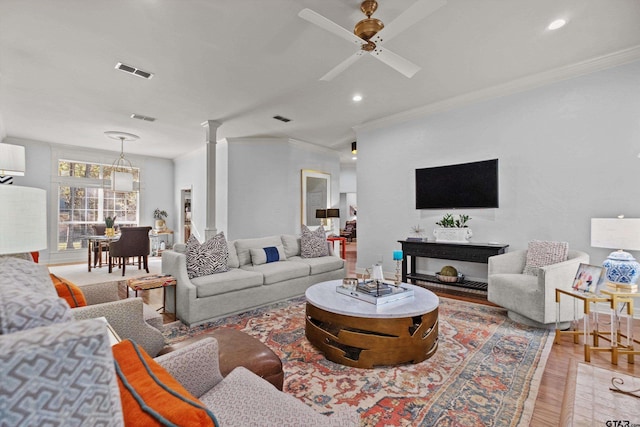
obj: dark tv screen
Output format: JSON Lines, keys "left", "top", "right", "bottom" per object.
{"left": 415, "top": 159, "right": 499, "bottom": 209}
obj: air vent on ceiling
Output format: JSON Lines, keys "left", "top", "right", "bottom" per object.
{"left": 115, "top": 62, "right": 154, "bottom": 79}
{"left": 273, "top": 115, "right": 291, "bottom": 123}
{"left": 130, "top": 113, "right": 156, "bottom": 122}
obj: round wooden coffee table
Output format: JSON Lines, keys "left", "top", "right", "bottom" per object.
{"left": 305, "top": 280, "right": 439, "bottom": 368}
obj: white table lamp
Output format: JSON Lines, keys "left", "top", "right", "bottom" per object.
{"left": 591, "top": 218, "right": 640, "bottom": 290}
{"left": 0, "top": 185, "right": 47, "bottom": 255}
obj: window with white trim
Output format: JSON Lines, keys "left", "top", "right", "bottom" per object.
{"left": 56, "top": 159, "right": 139, "bottom": 252}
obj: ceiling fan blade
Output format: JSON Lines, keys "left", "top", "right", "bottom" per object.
{"left": 371, "top": 0, "right": 447, "bottom": 44}
{"left": 370, "top": 47, "right": 421, "bottom": 78}
{"left": 298, "top": 8, "right": 364, "bottom": 46}
{"left": 320, "top": 51, "right": 365, "bottom": 81}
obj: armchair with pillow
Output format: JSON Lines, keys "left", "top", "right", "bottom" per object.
{"left": 0, "top": 256, "right": 358, "bottom": 426}
{"left": 487, "top": 241, "right": 589, "bottom": 328}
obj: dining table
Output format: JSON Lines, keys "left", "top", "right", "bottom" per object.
{"left": 82, "top": 234, "right": 120, "bottom": 272}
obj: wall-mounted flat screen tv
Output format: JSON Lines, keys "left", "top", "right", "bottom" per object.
{"left": 415, "top": 159, "right": 499, "bottom": 209}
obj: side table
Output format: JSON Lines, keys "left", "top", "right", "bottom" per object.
{"left": 127, "top": 274, "right": 177, "bottom": 320}
{"left": 600, "top": 288, "right": 639, "bottom": 365}
{"left": 555, "top": 288, "right": 611, "bottom": 362}
{"left": 327, "top": 236, "right": 347, "bottom": 259}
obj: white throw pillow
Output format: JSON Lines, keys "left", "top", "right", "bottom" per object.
{"left": 522, "top": 240, "right": 569, "bottom": 276}
{"left": 250, "top": 245, "right": 287, "bottom": 265}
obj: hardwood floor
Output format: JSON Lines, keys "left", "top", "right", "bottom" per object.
{"left": 142, "top": 242, "right": 640, "bottom": 424}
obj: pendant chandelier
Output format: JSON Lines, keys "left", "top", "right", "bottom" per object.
{"left": 104, "top": 131, "right": 139, "bottom": 192}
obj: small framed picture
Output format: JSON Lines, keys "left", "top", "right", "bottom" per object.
{"left": 571, "top": 263, "right": 605, "bottom": 293}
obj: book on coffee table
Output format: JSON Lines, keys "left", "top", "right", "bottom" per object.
{"left": 336, "top": 284, "right": 414, "bottom": 305}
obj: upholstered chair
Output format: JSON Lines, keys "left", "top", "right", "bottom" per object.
{"left": 109, "top": 226, "right": 152, "bottom": 276}
{"left": 340, "top": 220, "right": 356, "bottom": 241}
{"left": 487, "top": 249, "right": 589, "bottom": 328}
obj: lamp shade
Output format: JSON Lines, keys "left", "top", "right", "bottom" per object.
{"left": 327, "top": 208, "right": 340, "bottom": 218}
{"left": 0, "top": 143, "right": 26, "bottom": 176}
{"left": 0, "top": 185, "right": 47, "bottom": 255}
{"left": 590, "top": 218, "right": 640, "bottom": 250}
{"left": 315, "top": 209, "right": 327, "bottom": 219}
{"left": 111, "top": 171, "right": 134, "bottom": 192}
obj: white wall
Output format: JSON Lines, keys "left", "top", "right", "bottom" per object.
{"left": 3, "top": 136, "right": 174, "bottom": 264}
{"left": 225, "top": 138, "right": 341, "bottom": 239}
{"left": 356, "top": 60, "right": 640, "bottom": 278}
{"left": 174, "top": 145, "right": 207, "bottom": 242}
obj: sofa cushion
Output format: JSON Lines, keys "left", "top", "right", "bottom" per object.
{"left": 113, "top": 339, "right": 218, "bottom": 426}
{"left": 522, "top": 240, "right": 569, "bottom": 276}
{"left": 191, "top": 269, "right": 264, "bottom": 298}
{"left": 288, "top": 255, "right": 344, "bottom": 275}
{"left": 241, "top": 261, "right": 310, "bottom": 285}
{"left": 301, "top": 225, "right": 329, "bottom": 258}
{"left": 250, "top": 245, "right": 287, "bottom": 265}
{"left": 186, "top": 233, "right": 229, "bottom": 279}
{"left": 50, "top": 274, "right": 87, "bottom": 308}
{"left": 235, "top": 236, "right": 283, "bottom": 266}
{"left": 227, "top": 240, "right": 240, "bottom": 269}
{"left": 281, "top": 234, "right": 301, "bottom": 258}
{"left": 0, "top": 256, "right": 56, "bottom": 297}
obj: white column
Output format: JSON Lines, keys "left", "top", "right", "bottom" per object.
{"left": 202, "top": 120, "right": 222, "bottom": 240}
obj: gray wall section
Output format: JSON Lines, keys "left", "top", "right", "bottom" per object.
{"left": 172, "top": 137, "right": 341, "bottom": 241}
{"left": 356, "top": 59, "right": 640, "bottom": 279}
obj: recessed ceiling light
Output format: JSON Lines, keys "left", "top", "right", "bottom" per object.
{"left": 352, "top": 94, "right": 363, "bottom": 102}
{"left": 547, "top": 19, "right": 566, "bottom": 30}
{"left": 352, "top": 156, "right": 357, "bottom": 160}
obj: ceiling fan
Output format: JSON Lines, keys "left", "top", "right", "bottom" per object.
{"left": 299, "top": 0, "right": 446, "bottom": 81}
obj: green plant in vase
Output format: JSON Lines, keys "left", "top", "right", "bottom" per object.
{"left": 104, "top": 215, "right": 117, "bottom": 237}
{"left": 153, "top": 209, "right": 168, "bottom": 231}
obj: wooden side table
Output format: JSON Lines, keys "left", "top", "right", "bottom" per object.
{"left": 327, "top": 236, "right": 347, "bottom": 259}
{"left": 127, "top": 274, "right": 177, "bottom": 320}
{"left": 555, "top": 288, "right": 611, "bottom": 362}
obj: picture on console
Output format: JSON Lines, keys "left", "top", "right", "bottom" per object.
{"left": 571, "top": 263, "right": 605, "bottom": 293}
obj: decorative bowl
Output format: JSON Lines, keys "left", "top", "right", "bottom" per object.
{"left": 436, "top": 273, "right": 464, "bottom": 283}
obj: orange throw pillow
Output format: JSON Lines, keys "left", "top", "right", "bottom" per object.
{"left": 49, "top": 274, "right": 87, "bottom": 308}
{"left": 112, "top": 340, "right": 218, "bottom": 427}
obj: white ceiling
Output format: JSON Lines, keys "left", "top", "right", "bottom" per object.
{"left": 1, "top": 0, "right": 640, "bottom": 161}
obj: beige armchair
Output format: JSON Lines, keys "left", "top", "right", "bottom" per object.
{"left": 488, "top": 249, "right": 589, "bottom": 328}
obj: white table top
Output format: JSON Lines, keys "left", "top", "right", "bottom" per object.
{"left": 306, "top": 280, "right": 439, "bottom": 318}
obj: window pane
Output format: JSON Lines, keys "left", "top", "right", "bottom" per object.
{"left": 57, "top": 166, "right": 139, "bottom": 252}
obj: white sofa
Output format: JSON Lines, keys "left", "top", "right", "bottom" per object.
{"left": 162, "top": 234, "right": 346, "bottom": 326}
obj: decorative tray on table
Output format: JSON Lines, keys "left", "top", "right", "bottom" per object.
{"left": 336, "top": 280, "right": 414, "bottom": 305}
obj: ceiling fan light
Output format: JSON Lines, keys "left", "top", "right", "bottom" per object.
{"left": 354, "top": 18, "right": 384, "bottom": 41}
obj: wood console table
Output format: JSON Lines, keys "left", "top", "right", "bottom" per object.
{"left": 398, "top": 240, "right": 509, "bottom": 291}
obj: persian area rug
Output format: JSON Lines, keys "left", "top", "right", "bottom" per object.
{"left": 162, "top": 296, "right": 552, "bottom": 427}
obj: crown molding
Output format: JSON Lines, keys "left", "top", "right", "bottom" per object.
{"left": 354, "top": 45, "right": 640, "bottom": 134}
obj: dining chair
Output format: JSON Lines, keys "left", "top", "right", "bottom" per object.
{"left": 108, "top": 226, "right": 152, "bottom": 276}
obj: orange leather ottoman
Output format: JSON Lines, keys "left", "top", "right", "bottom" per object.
{"left": 158, "top": 328, "right": 284, "bottom": 390}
